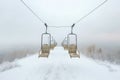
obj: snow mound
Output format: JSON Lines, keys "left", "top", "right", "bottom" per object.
{"left": 0, "top": 61, "right": 19, "bottom": 72}
{"left": 0, "top": 47, "right": 120, "bottom": 80}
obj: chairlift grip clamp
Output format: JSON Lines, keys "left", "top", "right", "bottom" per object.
{"left": 72, "top": 23, "right": 75, "bottom": 28}
{"left": 44, "top": 23, "right": 48, "bottom": 33}
{"left": 71, "top": 23, "right": 75, "bottom": 34}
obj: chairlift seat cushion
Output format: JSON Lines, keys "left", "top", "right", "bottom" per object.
{"left": 42, "top": 44, "right": 50, "bottom": 53}
{"left": 39, "top": 53, "right": 49, "bottom": 57}
{"left": 70, "top": 53, "right": 80, "bottom": 58}
{"left": 51, "top": 44, "right": 55, "bottom": 49}
{"left": 68, "top": 44, "right": 77, "bottom": 54}
{"left": 63, "top": 45, "right": 68, "bottom": 50}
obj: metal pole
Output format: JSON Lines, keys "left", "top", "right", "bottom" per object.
{"left": 71, "top": 24, "right": 75, "bottom": 34}
{"left": 44, "top": 23, "right": 48, "bottom": 33}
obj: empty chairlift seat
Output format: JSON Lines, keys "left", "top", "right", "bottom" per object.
{"left": 39, "top": 33, "right": 51, "bottom": 58}
{"left": 67, "top": 33, "right": 80, "bottom": 58}
{"left": 50, "top": 37, "right": 57, "bottom": 50}
{"left": 40, "top": 44, "right": 50, "bottom": 57}
{"left": 62, "top": 37, "right": 68, "bottom": 50}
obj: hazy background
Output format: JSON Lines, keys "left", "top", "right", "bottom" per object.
{"left": 0, "top": 0, "right": 120, "bottom": 63}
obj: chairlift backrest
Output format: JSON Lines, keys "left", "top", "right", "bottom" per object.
{"left": 67, "top": 33, "right": 77, "bottom": 47}
{"left": 67, "top": 33, "right": 78, "bottom": 53}
{"left": 41, "top": 33, "right": 51, "bottom": 50}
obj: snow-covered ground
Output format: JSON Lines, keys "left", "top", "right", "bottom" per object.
{"left": 0, "top": 47, "right": 120, "bottom": 80}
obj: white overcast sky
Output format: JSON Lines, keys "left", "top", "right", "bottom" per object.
{"left": 0, "top": 0, "right": 120, "bottom": 47}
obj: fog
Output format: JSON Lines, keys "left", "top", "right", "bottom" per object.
{"left": 0, "top": 0, "right": 120, "bottom": 48}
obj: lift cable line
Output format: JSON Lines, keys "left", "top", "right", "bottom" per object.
{"left": 73, "top": 0, "right": 108, "bottom": 26}
{"left": 47, "top": 0, "right": 108, "bottom": 28}
{"left": 20, "top": 0, "right": 108, "bottom": 28}
{"left": 48, "top": 26, "right": 71, "bottom": 28}
{"left": 20, "top": 0, "right": 45, "bottom": 24}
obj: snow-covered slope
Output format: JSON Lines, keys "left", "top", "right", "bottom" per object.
{"left": 0, "top": 47, "right": 120, "bottom": 80}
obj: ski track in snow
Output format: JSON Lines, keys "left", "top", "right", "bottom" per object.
{"left": 0, "top": 47, "right": 120, "bottom": 80}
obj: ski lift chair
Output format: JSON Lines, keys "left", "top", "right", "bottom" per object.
{"left": 62, "top": 37, "right": 68, "bottom": 50}
{"left": 39, "top": 23, "right": 51, "bottom": 58}
{"left": 51, "top": 37, "right": 57, "bottom": 50}
{"left": 67, "top": 24, "right": 80, "bottom": 58}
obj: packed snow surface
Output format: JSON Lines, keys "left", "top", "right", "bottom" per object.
{"left": 0, "top": 47, "right": 120, "bottom": 80}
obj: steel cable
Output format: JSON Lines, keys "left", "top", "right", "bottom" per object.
{"left": 20, "top": 0, "right": 45, "bottom": 24}
{"left": 74, "top": 0, "right": 108, "bottom": 25}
